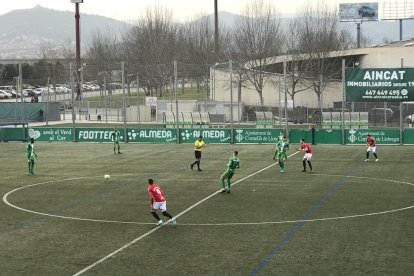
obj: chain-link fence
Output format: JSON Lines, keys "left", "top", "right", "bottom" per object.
{"left": 1, "top": 60, "right": 413, "bottom": 130}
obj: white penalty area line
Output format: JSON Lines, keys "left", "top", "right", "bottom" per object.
{"left": 72, "top": 151, "right": 301, "bottom": 275}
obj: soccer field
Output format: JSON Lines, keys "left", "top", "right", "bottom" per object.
{"left": 1, "top": 142, "right": 413, "bottom": 275}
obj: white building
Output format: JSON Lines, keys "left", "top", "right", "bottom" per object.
{"left": 211, "top": 40, "right": 414, "bottom": 109}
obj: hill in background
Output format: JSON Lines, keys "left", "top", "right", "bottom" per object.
{"left": 203, "top": 12, "right": 414, "bottom": 47}
{"left": 0, "top": 5, "right": 129, "bottom": 59}
{"left": 0, "top": 6, "right": 413, "bottom": 59}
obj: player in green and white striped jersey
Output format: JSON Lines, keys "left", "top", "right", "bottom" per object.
{"left": 276, "top": 136, "right": 289, "bottom": 173}
{"left": 26, "top": 138, "right": 37, "bottom": 175}
{"left": 111, "top": 127, "right": 121, "bottom": 154}
{"left": 220, "top": 151, "right": 240, "bottom": 193}
{"left": 273, "top": 132, "right": 285, "bottom": 160}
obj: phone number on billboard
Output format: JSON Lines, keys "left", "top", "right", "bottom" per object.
{"left": 364, "top": 89, "right": 407, "bottom": 96}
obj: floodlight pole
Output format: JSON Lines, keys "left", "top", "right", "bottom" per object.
{"left": 283, "top": 61, "right": 288, "bottom": 138}
{"left": 341, "top": 59, "right": 346, "bottom": 145}
{"left": 174, "top": 60, "right": 179, "bottom": 144}
{"left": 400, "top": 58, "right": 404, "bottom": 145}
{"left": 70, "top": 62, "right": 76, "bottom": 141}
{"left": 214, "top": 0, "right": 219, "bottom": 56}
{"left": 229, "top": 60, "right": 234, "bottom": 144}
{"left": 73, "top": 1, "right": 83, "bottom": 101}
{"left": 121, "top": 61, "right": 127, "bottom": 142}
{"left": 356, "top": 22, "right": 361, "bottom": 48}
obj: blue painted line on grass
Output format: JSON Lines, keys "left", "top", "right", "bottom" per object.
{"left": 250, "top": 161, "right": 365, "bottom": 275}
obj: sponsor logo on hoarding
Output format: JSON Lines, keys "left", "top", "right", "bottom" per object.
{"left": 347, "top": 129, "right": 400, "bottom": 144}
{"left": 181, "top": 129, "right": 230, "bottom": 142}
{"left": 78, "top": 130, "right": 115, "bottom": 140}
{"left": 29, "top": 128, "right": 72, "bottom": 141}
{"left": 128, "top": 129, "right": 176, "bottom": 142}
{"left": 234, "top": 129, "right": 279, "bottom": 143}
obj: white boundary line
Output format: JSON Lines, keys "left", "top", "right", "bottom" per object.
{"left": 2, "top": 174, "right": 158, "bottom": 225}
{"left": 71, "top": 151, "right": 300, "bottom": 275}
{"left": 3, "top": 152, "right": 414, "bottom": 275}
{"left": 4, "top": 172, "right": 413, "bottom": 227}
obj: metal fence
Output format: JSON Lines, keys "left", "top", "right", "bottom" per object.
{"left": 1, "top": 60, "right": 413, "bottom": 131}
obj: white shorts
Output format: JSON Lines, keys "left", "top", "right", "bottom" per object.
{"left": 303, "top": 153, "right": 312, "bottom": 160}
{"left": 152, "top": 201, "right": 167, "bottom": 211}
{"left": 367, "top": 146, "right": 376, "bottom": 153}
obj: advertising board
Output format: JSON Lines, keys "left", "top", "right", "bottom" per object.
{"left": 345, "top": 68, "right": 414, "bottom": 102}
{"left": 339, "top": 2, "right": 378, "bottom": 21}
{"left": 346, "top": 129, "right": 400, "bottom": 144}
{"left": 233, "top": 129, "right": 283, "bottom": 144}
{"left": 28, "top": 128, "right": 73, "bottom": 142}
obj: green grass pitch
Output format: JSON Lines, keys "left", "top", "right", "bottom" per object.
{"left": 0, "top": 142, "right": 413, "bottom": 275}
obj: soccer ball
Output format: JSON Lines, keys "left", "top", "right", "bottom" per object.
{"left": 104, "top": 174, "right": 110, "bottom": 180}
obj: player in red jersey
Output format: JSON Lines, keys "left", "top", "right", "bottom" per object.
{"left": 147, "top": 179, "right": 176, "bottom": 226}
{"left": 297, "top": 138, "right": 313, "bottom": 172}
{"left": 365, "top": 134, "right": 378, "bottom": 162}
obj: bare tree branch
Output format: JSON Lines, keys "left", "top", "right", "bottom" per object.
{"left": 232, "top": 0, "right": 285, "bottom": 106}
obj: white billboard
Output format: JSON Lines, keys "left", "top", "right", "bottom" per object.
{"left": 339, "top": 2, "right": 379, "bottom": 21}
{"left": 145, "top": 96, "right": 158, "bottom": 107}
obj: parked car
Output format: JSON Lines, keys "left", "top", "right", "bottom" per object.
{"left": 0, "top": 90, "right": 13, "bottom": 99}
{"left": 23, "top": 89, "right": 36, "bottom": 97}
{"left": 406, "top": 114, "right": 414, "bottom": 124}
{"left": 358, "top": 6, "right": 376, "bottom": 17}
{"left": 9, "top": 90, "right": 22, "bottom": 98}
{"left": 56, "top": 86, "right": 71, "bottom": 93}
{"left": 55, "top": 84, "right": 71, "bottom": 93}
{"left": 33, "top": 88, "right": 45, "bottom": 96}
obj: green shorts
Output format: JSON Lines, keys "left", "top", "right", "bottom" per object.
{"left": 277, "top": 152, "right": 287, "bottom": 160}
{"left": 221, "top": 169, "right": 235, "bottom": 179}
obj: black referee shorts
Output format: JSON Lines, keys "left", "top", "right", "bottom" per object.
{"left": 195, "top": 150, "right": 202, "bottom": 159}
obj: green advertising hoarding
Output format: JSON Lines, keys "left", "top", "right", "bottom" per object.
{"left": 0, "top": 128, "right": 28, "bottom": 141}
{"left": 315, "top": 129, "right": 343, "bottom": 144}
{"left": 289, "top": 129, "right": 312, "bottom": 144}
{"left": 345, "top": 129, "right": 400, "bottom": 144}
{"left": 29, "top": 128, "right": 73, "bottom": 142}
{"left": 403, "top": 129, "right": 414, "bottom": 144}
{"left": 19, "top": 127, "right": 411, "bottom": 144}
{"left": 345, "top": 68, "right": 414, "bottom": 102}
{"left": 76, "top": 128, "right": 177, "bottom": 143}
{"left": 179, "top": 129, "right": 231, "bottom": 143}
{"left": 233, "top": 129, "right": 283, "bottom": 144}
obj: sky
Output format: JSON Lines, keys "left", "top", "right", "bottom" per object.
{"left": 0, "top": 0, "right": 383, "bottom": 21}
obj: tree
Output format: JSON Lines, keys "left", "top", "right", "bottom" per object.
{"left": 61, "top": 39, "right": 75, "bottom": 62}
{"left": 2, "top": 64, "right": 18, "bottom": 82}
{"left": 232, "top": 0, "right": 285, "bottom": 106}
{"left": 36, "top": 41, "right": 68, "bottom": 87}
{"left": 290, "top": 1, "right": 352, "bottom": 110}
{"left": 179, "top": 15, "right": 215, "bottom": 93}
{"left": 86, "top": 29, "right": 121, "bottom": 97}
{"left": 22, "top": 63, "right": 35, "bottom": 85}
{"left": 121, "top": 6, "right": 177, "bottom": 97}
{"left": 32, "top": 60, "right": 50, "bottom": 86}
